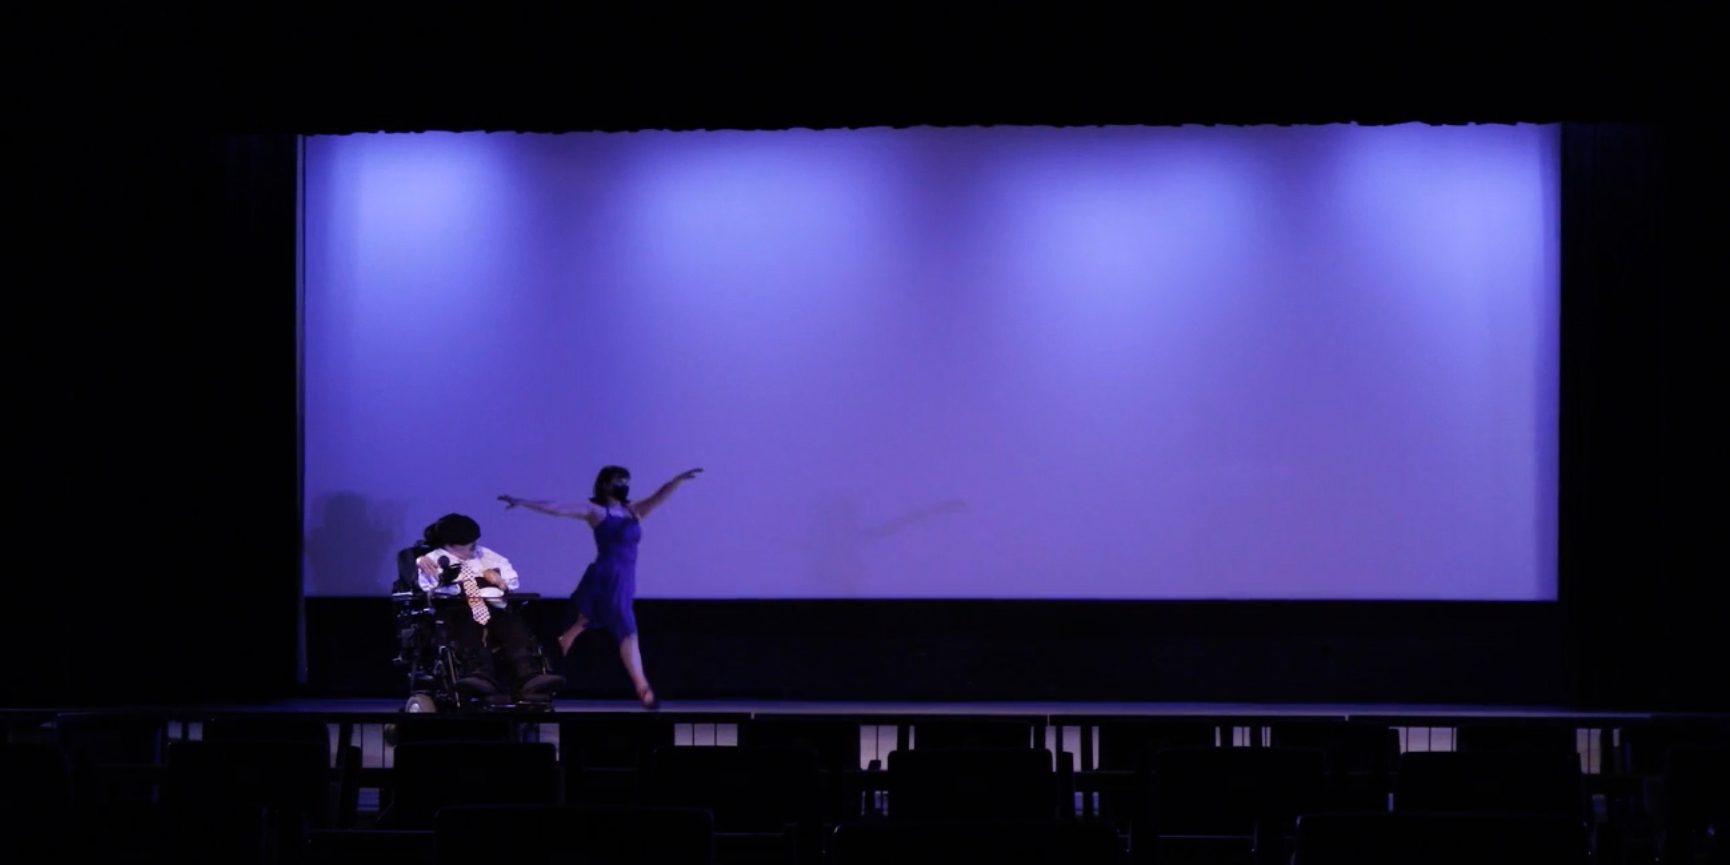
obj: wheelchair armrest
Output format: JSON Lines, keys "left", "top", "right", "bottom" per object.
{"left": 392, "top": 592, "right": 437, "bottom": 618}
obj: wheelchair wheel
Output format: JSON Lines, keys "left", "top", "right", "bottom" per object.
{"left": 404, "top": 694, "right": 437, "bottom": 713}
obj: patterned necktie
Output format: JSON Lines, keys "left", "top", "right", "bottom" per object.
{"left": 457, "top": 563, "right": 491, "bottom": 625}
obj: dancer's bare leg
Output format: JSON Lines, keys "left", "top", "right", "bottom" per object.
{"left": 557, "top": 615, "right": 589, "bottom": 656}
{"left": 619, "top": 634, "right": 654, "bottom": 705}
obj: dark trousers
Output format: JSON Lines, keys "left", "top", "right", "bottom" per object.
{"left": 436, "top": 599, "right": 540, "bottom": 687}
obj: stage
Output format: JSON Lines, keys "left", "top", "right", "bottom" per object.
{"left": 26, "top": 698, "right": 1666, "bottom": 721}
{"left": 14, "top": 698, "right": 1699, "bottom": 775}
{"left": 11, "top": 697, "right": 1722, "bottom": 831}
{"left": 10, "top": 698, "right": 1687, "bottom": 724}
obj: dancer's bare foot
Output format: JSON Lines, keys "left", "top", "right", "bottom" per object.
{"left": 557, "top": 631, "right": 579, "bottom": 656}
{"left": 637, "top": 685, "right": 660, "bottom": 711}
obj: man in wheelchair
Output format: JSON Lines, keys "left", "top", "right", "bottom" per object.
{"left": 399, "top": 513, "right": 563, "bottom": 708}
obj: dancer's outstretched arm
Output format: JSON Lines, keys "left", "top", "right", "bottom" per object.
{"left": 499, "top": 495, "right": 603, "bottom": 525}
{"left": 629, "top": 468, "right": 703, "bottom": 520}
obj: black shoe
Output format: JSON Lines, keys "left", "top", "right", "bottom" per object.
{"left": 516, "top": 673, "right": 565, "bottom": 701}
{"left": 456, "top": 674, "right": 501, "bottom": 697}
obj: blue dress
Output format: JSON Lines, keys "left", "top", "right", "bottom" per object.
{"left": 567, "top": 510, "right": 642, "bottom": 638}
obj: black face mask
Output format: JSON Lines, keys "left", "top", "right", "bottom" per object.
{"left": 612, "top": 483, "right": 630, "bottom": 502}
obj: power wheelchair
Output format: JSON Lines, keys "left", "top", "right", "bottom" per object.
{"left": 391, "top": 543, "right": 564, "bottom": 713}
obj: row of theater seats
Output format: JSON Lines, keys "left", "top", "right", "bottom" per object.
{"left": 3, "top": 712, "right": 1725, "bottom": 864}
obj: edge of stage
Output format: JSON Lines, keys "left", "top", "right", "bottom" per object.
{"left": 7, "top": 698, "right": 1718, "bottom": 724}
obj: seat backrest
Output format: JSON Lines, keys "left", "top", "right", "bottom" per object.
{"left": 1394, "top": 750, "right": 1583, "bottom": 819}
{"left": 393, "top": 544, "right": 434, "bottom": 596}
{"left": 1269, "top": 724, "right": 1400, "bottom": 777}
{"left": 202, "top": 717, "right": 334, "bottom": 767}
{"left": 378, "top": 742, "right": 559, "bottom": 830}
{"left": 1, "top": 742, "right": 73, "bottom": 812}
{"left": 558, "top": 717, "right": 677, "bottom": 772}
{"left": 164, "top": 739, "right": 331, "bottom": 820}
{"left": 1151, "top": 746, "right": 1329, "bottom": 836}
{"left": 1619, "top": 720, "right": 1730, "bottom": 775}
{"left": 648, "top": 745, "right": 822, "bottom": 831}
{"left": 1664, "top": 745, "right": 1730, "bottom": 830}
{"left": 54, "top": 712, "right": 164, "bottom": 765}
{"left": 389, "top": 717, "right": 518, "bottom": 747}
{"left": 739, "top": 716, "right": 862, "bottom": 774}
{"left": 912, "top": 719, "right": 1040, "bottom": 750}
{"left": 831, "top": 821, "right": 1124, "bottom": 865}
{"left": 888, "top": 747, "right": 1056, "bottom": 822}
{"left": 1097, "top": 720, "right": 1218, "bottom": 771}
{"left": 1294, "top": 811, "right": 1587, "bottom": 865}
{"left": 435, "top": 805, "right": 713, "bottom": 865}
{"left": 1455, "top": 724, "right": 1578, "bottom": 757}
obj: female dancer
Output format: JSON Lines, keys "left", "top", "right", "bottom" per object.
{"left": 500, "top": 465, "right": 701, "bottom": 709}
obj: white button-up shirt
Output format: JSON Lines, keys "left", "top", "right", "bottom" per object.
{"left": 414, "top": 545, "right": 520, "bottom": 608}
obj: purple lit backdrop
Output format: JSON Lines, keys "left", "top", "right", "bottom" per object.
{"left": 302, "top": 125, "right": 1559, "bottom": 600}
